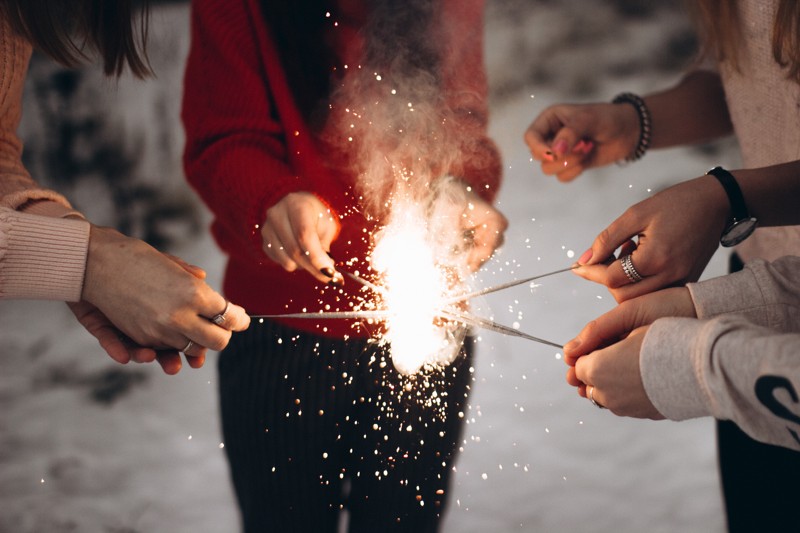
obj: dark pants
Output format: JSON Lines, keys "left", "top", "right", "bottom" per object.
{"left": 717, "top": 254, "right": 800, "bottom": 532}
{"left": 219, "top": 320, "right": 474, "bottom": 533}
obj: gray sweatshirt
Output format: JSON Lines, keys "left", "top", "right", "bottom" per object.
{"left": 641, "top": 256, "right": 800, "bottom": 451}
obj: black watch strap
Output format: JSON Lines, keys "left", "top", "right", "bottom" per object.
{"left": 706, "top": 166, "right": 750, "bottom": 222}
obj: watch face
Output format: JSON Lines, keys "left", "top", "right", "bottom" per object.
{"left": 721, "top": 217, "right": 758, "bottom": 247}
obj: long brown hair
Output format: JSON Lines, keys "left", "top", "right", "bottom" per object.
{"left": 689, "top": 0, "right": 800, "bottom": 83}
{"left": 2, "top": 0, "right": 151, "bottom": 78}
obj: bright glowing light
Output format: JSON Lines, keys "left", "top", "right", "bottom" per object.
{"left": 371, "top": 200, "right": 463, "bottom": 375}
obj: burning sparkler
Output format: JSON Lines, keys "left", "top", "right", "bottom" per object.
{"left": 255, "top": 197, "right": 572, "bottom": 375}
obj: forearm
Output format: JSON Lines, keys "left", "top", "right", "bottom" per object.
{"left": 642, "top": 315, "right": 800, "bottom": 451}
{"left": 645, "top": 69, "right": 733, "bottom": 150}
{"left": 688, "top": 256, "right": 800, "bottom": 332}
{"left": 729, "top": 161, "right": 800, "bottom": 227}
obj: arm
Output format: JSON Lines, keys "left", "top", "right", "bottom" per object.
{"left": 642, "top": 316, "right": 800, "bottom": 451}
{"left": 566, "top": 256, "right": 800, "bottom": 450}
{"left": 182, "top": 0, "right": 340, "bottom": 284}
{"left": 435, "top": 0, "right": 506, "bottom": 271}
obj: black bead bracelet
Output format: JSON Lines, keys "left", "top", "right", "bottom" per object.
{"left": 612, "top": 92, "right": 651, "bottom": 162}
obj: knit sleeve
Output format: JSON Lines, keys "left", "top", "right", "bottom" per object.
{"left": 688, "top": 256, "right": 800, "bottom": 333}
{"left": 0, "top": 207, "right": 89, "bottom": 301}
{"left": 181, "top": 0, "right": 314, "bottom": 264}
{"left": 642, "top": 315, "right": 800, "bottom": 451}
{"left": 438, "top": 0, "right": 502, "bottom": 203}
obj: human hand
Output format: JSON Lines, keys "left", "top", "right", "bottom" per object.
{"left": 562, "top": 287, "right": 695, "bottom": 418}
{"left": 571, "top": 326, "right": 664, "bottom": 419}
{"left": 461, "top": 188, "right": 508, "bottom": 272}
{"left": 81, "top": 225, "right": 250, "bottom": 364}
{"left": 261, "top": 192, "right": 342, "bottom": 284}
{"left": 573, "top": 175, "right": 729, "bottom": 302}
{"left": 67, "top": 300, "right": 204, "bottom": 374}
{"left": 524, "top": 102, "right": 639, "bottom": 181}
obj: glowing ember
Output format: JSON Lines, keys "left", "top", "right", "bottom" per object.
{"left": 371, "top": 199, "right": 465, "bottom": 375}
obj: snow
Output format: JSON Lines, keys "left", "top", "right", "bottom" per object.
{"left": 1, "top": 2, "right": 739, "bottom": 531}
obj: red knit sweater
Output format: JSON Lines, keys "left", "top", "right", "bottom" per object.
{"left": 182, "top": 0, "right": 501, "bottom": 338}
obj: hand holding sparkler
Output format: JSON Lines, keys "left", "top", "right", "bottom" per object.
{"left": 80, "top": 225, "right": 251, "bottom": 374}
{"left": 573, "top": 175, "right": 728, "bottom": 302}
{"left": 260, "top": 192, "right": 343, "bottom": 284}
{"left": 564, "top": 286, "right": 695, "bottom": 418}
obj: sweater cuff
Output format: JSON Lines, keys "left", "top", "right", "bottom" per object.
{"left": 641, "top": 317, "right": 711, "bottom": 421}
{"left": 0, "top": 209, "right": 90, "bottom": 301}
{"left": 688, "top": 266, "right": 767, "bottom": 325}
{"left": 21, "top": 199, "right": 85, "bottom": 220}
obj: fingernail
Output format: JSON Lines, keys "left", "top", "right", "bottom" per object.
{"left": 327, "top": 273, "right": 345, "bottom": 287}
{"left": 575, "top": 140, "right": 594, "bottom": 154}
{"left": 553, "top": 139, "right": 569, "bottom": 156}
{"left": 320, "top": 266, "right": 335, "bottom": 278}
{"left": 578, "top": 248, "right": 593, "bottom": 265}
{"left": 543, "top": 150, "right": 555, "bottom": 162}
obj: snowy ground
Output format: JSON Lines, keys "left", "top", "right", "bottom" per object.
{"left": 1, "top": 2, "right": 741, "bottom": 532}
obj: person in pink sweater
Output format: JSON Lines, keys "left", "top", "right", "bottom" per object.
{"left": 525, "top": 1, "right": 800, "bottom": 531}
{"left": 0, "top": 1, "right": 249, "bottom": 374}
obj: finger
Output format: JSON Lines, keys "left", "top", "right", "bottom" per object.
{"left": 182, "top": 317, "right": 233, "bottom": 352}
{"left": 201, "top": 298, "right": 251, "bottom": 332}
{"left": 269, "top": 211, "right": 322, "bottom": 279}
{"left": 293, "top": 220, "right": 339, "bottom": 283}
{"left": 155, "top": 350, "right": 182, "bottom": 375}
{"left": 607, "top": 274, "right": 674, "bottom": 303}
{"left": 185, "top": 351, "right": 206, "bottom": 369}
{"left": 130, "top": 346, "right": 158, "bottom": 364}
{"left": 574, "top": 248, "right": 641, "bottom": 290}
{"left": 566, "top": 366, "right": 582, "bottom": 387}
{"left": 583, "top": 209, "right": 643, "bottom": 267}
{"left": 165, "top": 253, "right": 207, "bottom": 279}
{"left": 467, "top": 221, "right": 507, "bottom": 271}
{"left": 261, "top": 224, "right": 298, "bottom": 272}
{"left": 566, "top": 303, "right": 641, "bottom": 360}
{"left": 524, "top": 110, "right": 562, "bottom": 161}
{"left": 95, "top": 329, "right": 133, "bottom": 365}
{"left": 554, "top": 159, "right": 588, "bottom": 182}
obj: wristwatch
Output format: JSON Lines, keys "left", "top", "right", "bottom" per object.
{"left": 706, "top": 166, "right": 758, "bottom": 247}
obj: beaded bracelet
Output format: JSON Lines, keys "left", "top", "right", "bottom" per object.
{"left": 612, "top": 92, "right": 651, "bottom": 162}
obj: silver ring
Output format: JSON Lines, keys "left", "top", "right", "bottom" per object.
{"left": 589, "top": 386, "right": 604, "bottom": 409}
{"left": 182, "top": 340, "right": 194, "bottom": 354}
{"left": 211, "top": 300, "right": 230, "bottom": 326}
{"left": 620, "top": 254, "right": 643, "bottom": 283}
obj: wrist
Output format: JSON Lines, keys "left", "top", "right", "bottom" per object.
{"left": 705, "top": 166, "right": 758, "bottom": 246}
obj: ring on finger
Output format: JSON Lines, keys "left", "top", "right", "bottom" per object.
{"left": 589, "top": 386, "right": 605, "bottom": 409}
{"left": 182, "top": 340, "right": 194, "bottom": 354}
{"left": 620, "top": 254, "right": 643, "bottom": 284}
{"left": 210, "top": 300, "right": 231, "bottom": 326}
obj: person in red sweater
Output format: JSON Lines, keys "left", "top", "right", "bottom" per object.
{"left": 182, "top": 0, "right": 505, "bottom": 530}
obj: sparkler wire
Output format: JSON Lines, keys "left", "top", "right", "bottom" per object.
{"left": 250, "top": 265, "right": 574, "bottom": 349}
{"left": 442, "top": 264, "right": 579, "bottom": 305}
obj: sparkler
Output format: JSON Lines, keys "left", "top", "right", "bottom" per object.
{"left": 252, "top": 265, "right": 573, "bottom": 351}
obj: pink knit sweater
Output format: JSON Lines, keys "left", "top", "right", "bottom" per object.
{"left": 0, "top": 15, "right": 89, "bottom": 301}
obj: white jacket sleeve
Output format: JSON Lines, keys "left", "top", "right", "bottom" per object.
{"left": 640, "top": 256, "right": 800, "bottom": 451}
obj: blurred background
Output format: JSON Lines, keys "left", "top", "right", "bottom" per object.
{"left": 1, "top": 1, "right": 741, "bottom": 531}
